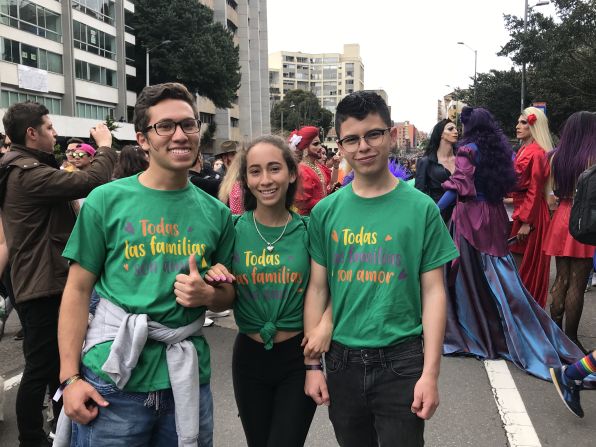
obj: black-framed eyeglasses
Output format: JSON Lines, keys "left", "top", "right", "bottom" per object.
{"left": 337, "top": 128, "right": 391, "bottom": 152}
{"left": 143, "top": 118, "right": 202, "bottom": 136}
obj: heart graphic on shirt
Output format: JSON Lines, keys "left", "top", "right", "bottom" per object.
{"left": 123, "top": 264, "right": 129, "bottom": 271}
{"left": 331, "top": 230, "right": 339, "bottom": 243}
{"left": 385, "top": 235, "right": 393, "bottom": 241}
{"left": 187, "top": 226, "right": 193, "bottom": 233}
{"left": 398, "top": 269, "right": 407, "bottom": 280}
{"left": 124, "top": 222, "right": 134, "bottom": 234}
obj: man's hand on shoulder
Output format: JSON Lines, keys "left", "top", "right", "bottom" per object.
{"left": 90, "top": 123, "right": 112, "bottom": 148}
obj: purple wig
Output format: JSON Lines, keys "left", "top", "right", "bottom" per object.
{"left": 458, "top": 107, "right": 517, "bottom": 203}
{"left": 549, "top": 111, "right": 596, "bottom": 198}
{"left": 342, "top": 160, "right": 408, "bottom": 186}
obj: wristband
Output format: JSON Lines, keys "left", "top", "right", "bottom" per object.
{"left": 60, "top": 373, "right": 82, "bottom": 390}
{"left": 305, "top": 364, "right": 323, "bottom": 371}
{"left": 53, "top": 373, "right": 83, "bottom": 402}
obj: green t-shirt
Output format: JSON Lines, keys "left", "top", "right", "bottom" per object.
{"left": 308, "top": 181, "right": 458, "bottom": 348}
{"left": 232, "top": 211, "right": 309, "bottom": 348}
{"left": 63, "top": 175, "right": 234, "bottom": 391}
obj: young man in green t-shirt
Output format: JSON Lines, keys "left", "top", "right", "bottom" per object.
{"left": 57, "top": 83, "right": 235, "bottom": 446}
{"left": 303, "top": 91, "right": 458, "bottom": 446}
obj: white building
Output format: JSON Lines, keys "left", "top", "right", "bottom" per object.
{"left": 0, "top": 0, "right": 137, "bottom": 139}
{"left": 269, "top": 44, "right": 365, "bottom": 114}
{"left": 199, "top": 0, "right": 270, "bottom": 150}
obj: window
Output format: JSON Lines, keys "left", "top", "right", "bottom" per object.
{"left": 0, "top": 0, "right": 62, "bottom": 42}
{"left": 200, "top": 112, "right": 214, "bottom": 125}
{"left": 230, "top": 117, "right": 239, "bottom": 128}
{"left": 345, "top": 63, "right": 354, "bottom": 77}
{"left": 72, "top": 0, "right": 115, "bottom": 25}
{"left": 1, "top": 90, "right": 62, "bottom": 114}
{"left": 125, "top": 41, "right": 135, "bottom": 65}
{"left": 0, "top": 37, "right": 62, "bottom": 73}
{"left": 227, "top": 0, "right": 238, "bottom": 10}
{"left": 73, "top": 21, "right": 116, "bottom": 60}
{"left": 283, "top": 55, "right": 295, "bottom": 62}
{"left": 74, "top": 59, "right": 117, "bottom": 87}
{"left": 323, "top": 65, "right": 337, "bottom": 79}
{"left": 76, "top": 101, "right": 114, "bottom": 120}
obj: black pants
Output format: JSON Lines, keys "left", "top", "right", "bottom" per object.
{"left": 232, "top": 333, "right": 316, "bottom": 447}
{"left": 16, "top": 295, "right": 62, "bottom": 447}
{"left": 326, "top": 337, "right": 425, "bottom": 447}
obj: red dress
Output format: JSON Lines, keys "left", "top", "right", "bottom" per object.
{"left": 543, "top": 199, "right": 596, "bottom": 258}
{"left": 510, "top": 141, "right": 551, "bottom": 308}
{"left": 294, "top": 162, "right": 331, "bottom": 215}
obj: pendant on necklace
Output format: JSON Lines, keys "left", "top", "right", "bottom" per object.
{"left": 266, "top": 244, "right": 274, "bottom": 252}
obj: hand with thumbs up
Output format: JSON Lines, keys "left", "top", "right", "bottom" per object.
{"left": 174, "top": 254, "right": 217, "bottom": 308}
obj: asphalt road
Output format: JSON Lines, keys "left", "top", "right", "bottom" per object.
{"left": 1, "top": 282, "right": 595, "bottom": 446}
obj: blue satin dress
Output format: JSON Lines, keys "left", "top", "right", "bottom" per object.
{"left": 440, "top": 145, "right": 587, "bottom": 381}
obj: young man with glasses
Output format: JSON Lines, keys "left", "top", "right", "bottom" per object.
{"left": 57, "top": 82, "right": 234, "bottom": 446}
{"left": 290, "top": 126, "right": 340, "bottom": 215}
{"left": 1, "top": 101, "right": 117, "bottom": 447}
{"left": 303, "top": 91, "right": 458, "bottom": 447}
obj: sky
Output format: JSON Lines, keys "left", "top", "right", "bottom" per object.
{"left": 266, "top": 0, "right": 557, "bottom": 132}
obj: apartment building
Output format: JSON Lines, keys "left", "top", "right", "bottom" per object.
{"left": 269, "top": 44, "right": 365, "bottom": 115}
{"left": 0, "top": 0, "right": 270, "bottom": 146}
{"left": 199, "top": 0, "right": 270, "bottom": 150}
{"left": 395, "top": 120, "right": 417, "bottom": 151}
{"left": 0, "top": 0, "right": 137, "bottom": 139}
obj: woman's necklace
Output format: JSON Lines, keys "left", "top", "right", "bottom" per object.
{"left": 302, "top": 158, "right": 327, "bottom": 195}
{"left": 253, "top": 211, "right": 291, "bottom": 252}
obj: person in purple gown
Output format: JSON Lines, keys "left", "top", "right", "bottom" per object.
{"left": 437, "top": 107, "right": 585, "bottom": 381}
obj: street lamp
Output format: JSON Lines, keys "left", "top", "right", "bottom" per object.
{"left": 146, "top": 40, "right": 172, "bottom": 87}
{"left": 520, "top": 0, "right": 549, "bottom": 111}
{"left": 457, "top": 42, "right": 477, "bottom": 105}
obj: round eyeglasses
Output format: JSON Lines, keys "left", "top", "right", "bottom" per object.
{"left": 337, "top": 128, "right": 391, "bottom": 153}
{"left": 143, "top": 118, "right": 202, "bottom": 136}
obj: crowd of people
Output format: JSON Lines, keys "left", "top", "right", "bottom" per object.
{"left": 0, "top": 84, "right": 594, "bottom": 447}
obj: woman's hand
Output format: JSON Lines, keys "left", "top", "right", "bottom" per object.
{"left": 302, "top": 318, "right": 333, "bottom": 358}
{"left": 204, "top": 263, "right": 235, "bottom": 285}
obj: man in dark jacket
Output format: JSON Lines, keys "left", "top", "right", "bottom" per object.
{"left": 0, "top": 101, "right": 117, "bottom": 447}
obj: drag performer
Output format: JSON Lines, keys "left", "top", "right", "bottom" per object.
{"left": 510, "top": 107, "right": 553, "bottom": 307}
{"left": 544, "top": 111, "right": 596, "bottom": 354}
{"left": 439, "top": 107, "right": 585, "bottom": 381}
{"left": 415, "top": 119, "right": 457, "bottom": 222}
{"left": 205, "top": 135, "right": 331, "bottom": 446}
{"left": 289, "top": 126, "right": 338, "bottom": 215}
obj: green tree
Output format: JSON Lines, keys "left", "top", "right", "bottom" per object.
{"left": 132, "top": 0, "right": 241, "bottom": 108}
{"left": 271, "top": 90, "right": 334, "bottom": 136}
{"left": 499, "top": 0, "right": 596, "bottom": 131}
{"left": 454, "top": 69, "right": 523, "bottom": 137}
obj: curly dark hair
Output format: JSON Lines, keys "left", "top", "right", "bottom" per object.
{"left": 113, "top": 145, "right": 149, "bottom": 179}
{"left": 239, "top": 135, "right": 299, "bottom": 211}
{"left": 458, "top": 107, "right": 517, "bottom": 203}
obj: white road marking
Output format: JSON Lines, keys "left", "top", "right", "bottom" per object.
{"left": 3, "top": 372, "right": 22, "bottom": 391}
{"left": 484, "top": 360, "right": 541, "bottom": 447}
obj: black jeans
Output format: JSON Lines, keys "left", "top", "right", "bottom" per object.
{"left": 326, "top": 337, "right": 425, "bottom": 447}
{"left": 232, "top": 333, "right": 316, "bottom": 447}
{"left": 16, "top": 295, "right": 62, "bottom": 447}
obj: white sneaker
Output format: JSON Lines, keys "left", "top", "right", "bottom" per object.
{"left": 592, "top": 273, "right": 596, "bottom": 287}
{"left": 206, "top": 310, "right": 231, "bottom": 318}
{"left": 203, "top": 317, "right": 214, "bottom": 327}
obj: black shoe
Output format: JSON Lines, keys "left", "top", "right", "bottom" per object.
{"left": 14, "top": 328, "right": 24, "bottom": 341}
{"left": 0, "top": 319, "right": 5, "bottom": 342}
